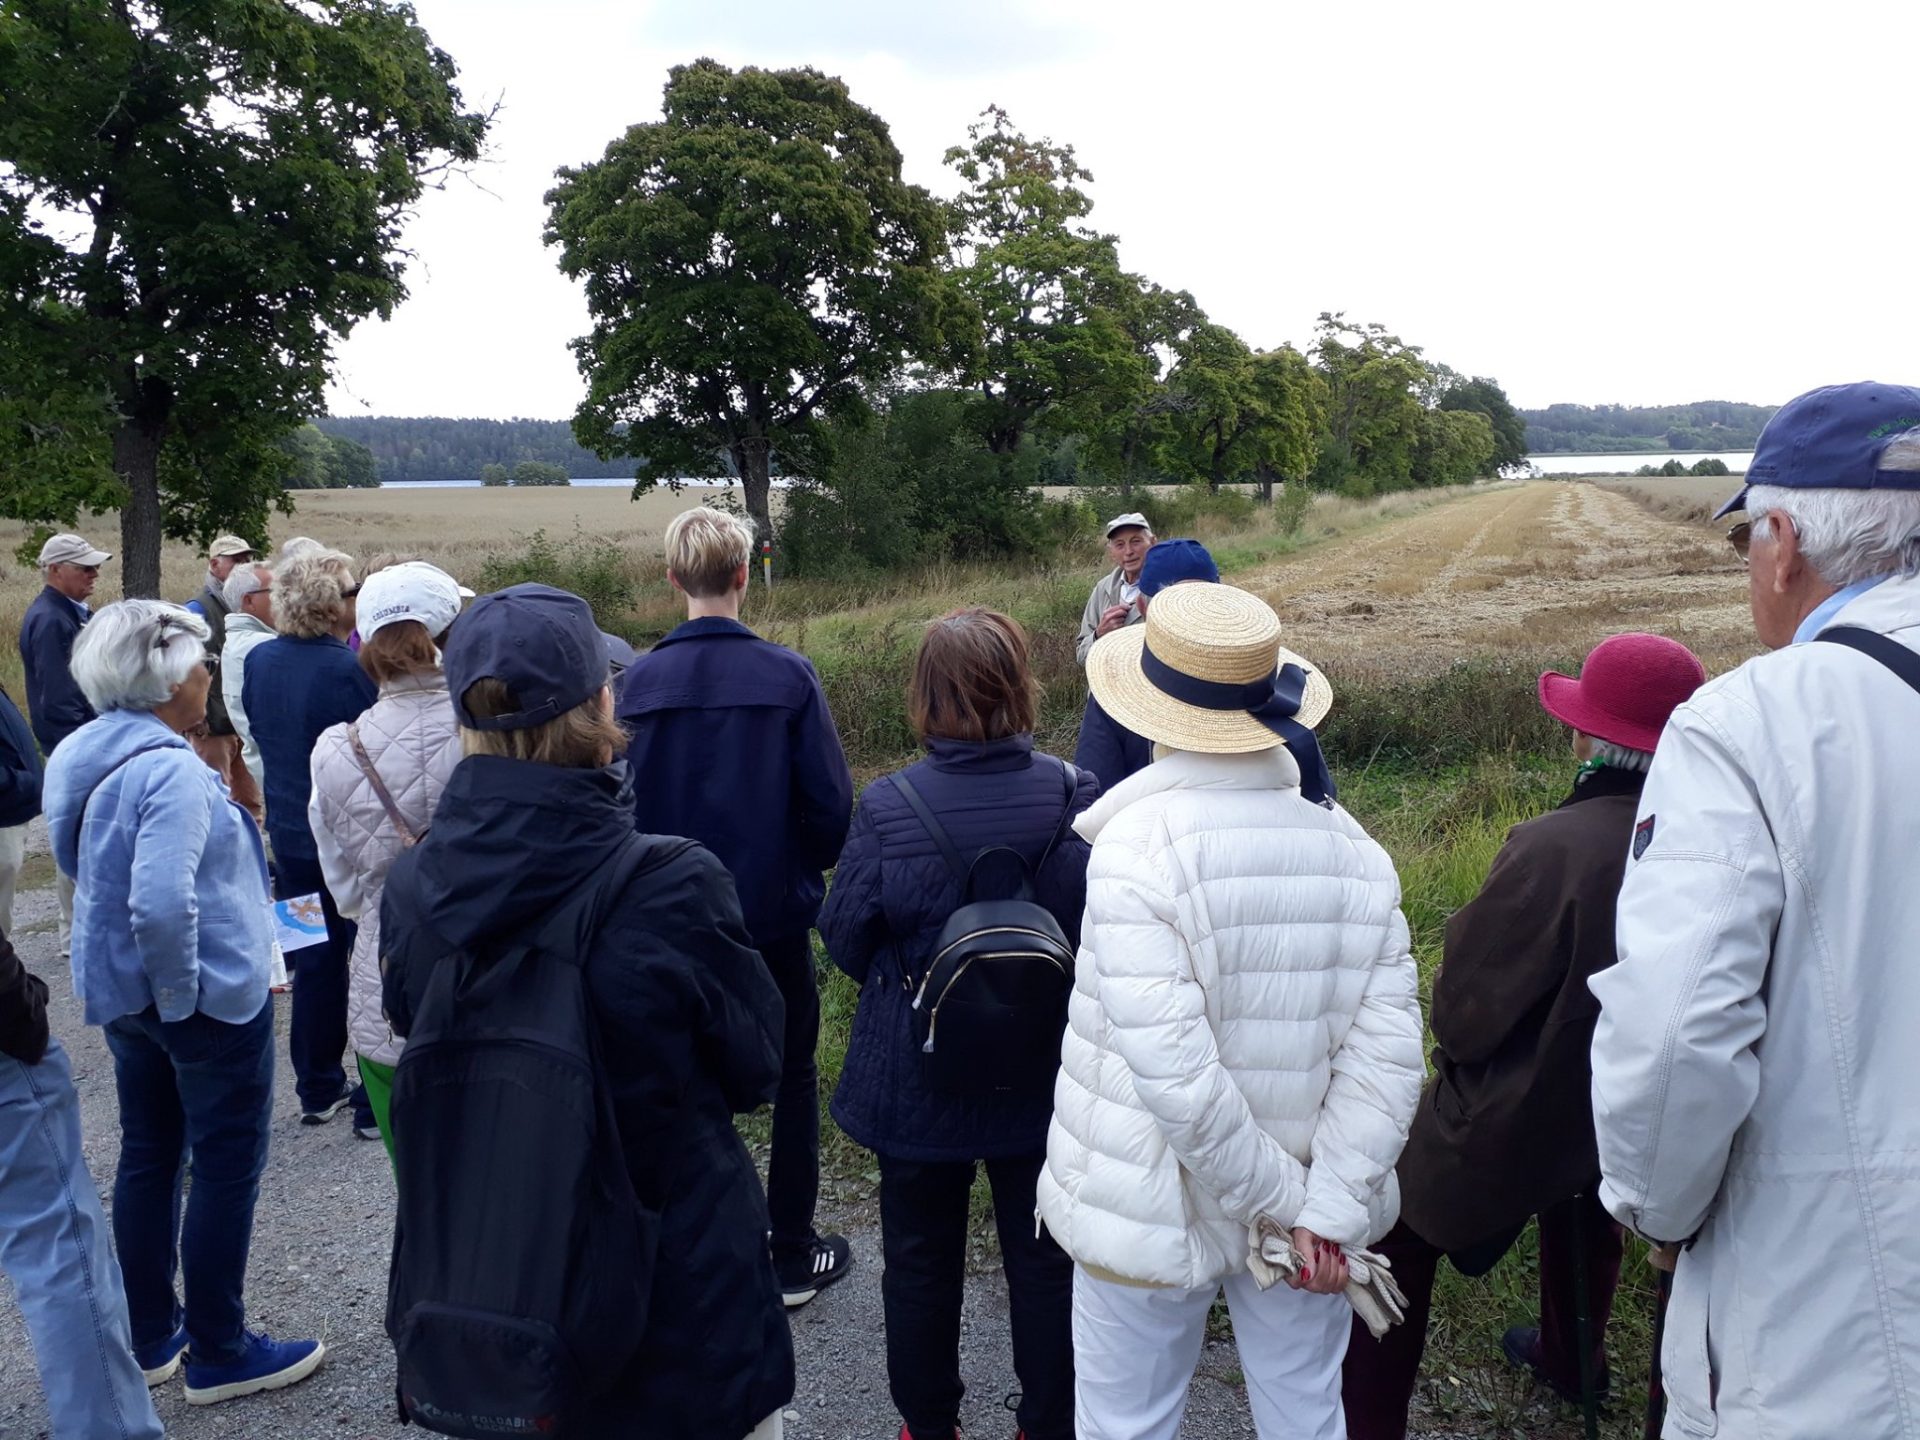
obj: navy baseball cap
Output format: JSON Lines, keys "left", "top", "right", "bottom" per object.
{"left": 444, "top": 583, "right": 610, "bottom": 731}
{"left": 1138, "top": 538, "right": 1221, "bottom": 597}
{"left": 1714, "top": 381, "right": 1920, "bottom": 519}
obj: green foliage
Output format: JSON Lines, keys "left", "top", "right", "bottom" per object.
{"left": 1435, "top": 372, "right": 1530, "bottom": 473}
{"left": 0, "top": 0, "right": 488, "bottom": 593}
{"left": 278, "top": 424, "right": 378, "bottom": 490}
{"left": 545, "top": 59, "right": 971, "bottom": 540}
{"left": 479, "top": 463, "right": 511, "bottom": 487}
{"left": 1274, "top": 483, "right": 1313, "bottom": 536}
{"left": 1157, "top": 329, "right": 1328, "bottom": 496}
{"left": 944, "top": 107, "right": 1152, "bottom": 459}
{"left": 317, "top": 416, "right": 643, "bottom": 483}
{"left": 1312, "top": 314, "right": 1427, "bottom": 493}
{"left": 1690, "top": 456, "right": 1731, "bottom": 476}
{"left": 1524, "top": 401, "right": 1776, "bottom": 454}
{"left": 510, "top": 460, "right": 570, "bottom": 487}
{"left": 1412, "top": 409, "right": 1498, "bottom": 487}
{"left": 475, "top": 528, "right": 636, "bottom": 620}
{"left": 1320, "top": 656, "right": 1575, "bottom": 768}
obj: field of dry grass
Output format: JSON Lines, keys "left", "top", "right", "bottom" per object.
{"left": 1597, "top": 473, "right": 1743, "bottom": 526}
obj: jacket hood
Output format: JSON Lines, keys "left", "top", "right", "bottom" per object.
{"left": 1074, "top": 745, "right": 1300, "bottom": 843}
{"left": 403, "top": 753, "right": 641, "bottom": 947}
{"left": 43, "top": 709, "right": 189, "bottom": 816}
{"left": 225, "top": 611, "right": 274, "bottom": 637}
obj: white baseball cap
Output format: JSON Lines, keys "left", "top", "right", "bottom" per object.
{"left": 1104, "top": 512, "right": 1151, "bottom": 538}
{"left": 38, "top": 533, "right": 112, "bottom": 567}
{"left": 357, "top": 562, "right": 471, "bottom": 642}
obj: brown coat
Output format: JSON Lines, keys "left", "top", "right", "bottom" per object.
{"left": 1396, "top": 765, "right": 1644, "bottom": 1253}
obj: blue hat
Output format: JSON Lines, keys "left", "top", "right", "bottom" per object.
{"left": 1138, "top": 539, "right": 1220, "bottom": 597}
{"left": 1714, "top": 381, "right": 1920, "bottom": 519}
{"left": 444, "top": 583, "right": 610, "bottom": 731}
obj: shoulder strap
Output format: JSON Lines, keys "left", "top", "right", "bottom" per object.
{"left": 1035, "top": 755, "right": 1080, "bottom": 874}
{"left": 889, "top": 772, "right": 970, "bottom": 887}
{"left": 527, "top": 832, "right": 663, "bottom": 961}
{"left": 347, "top": 724, "right": 418, "bottom": 847}
{"left": 1816, "top": 626, "right": 1920, "bottom": 698}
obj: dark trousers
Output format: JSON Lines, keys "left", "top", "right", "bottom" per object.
{"left": 1343, "top": 1195, "right": 1625, "bottom": 1440}
{"left": 274, "top": 852, "right": 370, "bottom": 1126}
{"left": 761, "top": 933, "right": 821, "bottom": 1262}
{"left": 878, "top": 1151, "right": 1073, "bottom": 1440}
{"left": 101, "top": 1003, "right": 274, "bottom": 1366}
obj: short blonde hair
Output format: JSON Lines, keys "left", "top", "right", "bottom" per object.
{"left": 458, "top": 681, "right": 628, "bottom": 768}
{"left": 665, "top": 507, "right": 754, "bottom": 598}
{"left": 272, "top": 548, "right": 356, "bottom": 639}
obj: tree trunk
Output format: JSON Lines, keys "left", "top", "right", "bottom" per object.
{"left": 114, "top": 418, "right": 165, "bottom": 598}
{"left": 731, "top": 436, "right": 774, "bottom": 549}
{"left": 1256, "top": 463, "right": 1275, "bottom": 505}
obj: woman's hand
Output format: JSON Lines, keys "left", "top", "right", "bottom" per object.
{"left": 1287, "top": 1228, "right": 1350, "bottom": 1295}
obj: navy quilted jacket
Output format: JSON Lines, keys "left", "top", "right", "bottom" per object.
{"left": 822, "top": 735, "right": 1099, "bottom": 1162}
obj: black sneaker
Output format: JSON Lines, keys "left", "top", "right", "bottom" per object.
{"left": 1500, "top": 1325, "right": 1612, "bottom": 1407}
{"left": 300, "top": 1089, "right": 352, "bottom": 1126}
{"left": 778, "top": 1234, "right": 852, "bottom": 1309}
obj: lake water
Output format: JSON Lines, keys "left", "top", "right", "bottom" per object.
{"left": 1525, "top": 450, "right": 1753, "bottom": 476}
{"left": 380, "top": 477, "right": 726, "bottom": 489}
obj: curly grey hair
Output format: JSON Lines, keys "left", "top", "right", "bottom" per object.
{"left": 271, "top": 549, "right": 356, "bottom": 639}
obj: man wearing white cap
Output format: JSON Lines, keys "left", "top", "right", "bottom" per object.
{"left": 20, "top": 533, "right": 110, "bottom": 957}
{"left": 1075, "top": 513, "right": 1154, "bottom": 666}
{"left": 184, "top": 535, "right": 260, "bottom": 819}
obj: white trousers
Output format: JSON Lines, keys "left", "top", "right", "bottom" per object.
{"left": 1073, "top": 1266, "right": 1349, "bottom": 1440}
{"left": 55, "top": 870, "right": 73, "bottom": 957}
{"left": 744, "top": 1411, "right": 784, "bottom": 1440}
{"left": 0, "top": 823, "right": 24, "bottom": 938}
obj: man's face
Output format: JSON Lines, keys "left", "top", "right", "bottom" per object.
{"left": 47, "top": 561, "right": 99, "bottom": 601}
{"left": 1106, "top": 527, "right": 1152, "bottom": 580}
{"left": 241, "top": 567, "right": 275, "bottom": 622}
{"left": 209, "top": 551, "right": 250, "bottom": 582}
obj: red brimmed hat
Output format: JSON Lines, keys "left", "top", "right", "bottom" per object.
{"left": 1538, "top": 633, "right": 1707, "bottom": 753}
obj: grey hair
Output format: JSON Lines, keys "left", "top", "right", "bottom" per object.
{"left": 1748, "top": 464, "right": 1920, "bottom": 586}
{"left": 68, "top": 600, "right": 210, "bottom": 714}
{"left": 271, "top": 548, "right": 355, "bottom": 639}
{"left": 279, "top": 536, "right": 324, "bottom": 560}
{"left": 222, "top": 562, "right": 270, "bottom": 612}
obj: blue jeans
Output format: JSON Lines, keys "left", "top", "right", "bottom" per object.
{"left": 101, "top": 1002, "right": 274, "bottom": 1366}
{"left": 0, "top": 1037, "right": 165, "bottom": 1439}
{"left": 274, "top": 851, "right": 371, "bottom": 1124}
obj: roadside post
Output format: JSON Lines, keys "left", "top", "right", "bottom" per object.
{"left": 761, "top": 537, "right": 773, "bottom": 589}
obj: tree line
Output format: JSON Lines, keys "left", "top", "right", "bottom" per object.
{"left": 314, "top": 417, "right": 634, "bottom": 483}
{"left": 1522, "top": 401, "right": 1776, "bottom": 454}
{"left": 543, "top": 74, "right": 1533, "bottom": 547}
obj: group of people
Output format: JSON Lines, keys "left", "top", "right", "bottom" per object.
{"left": 0, "top": 378, "right": 1917, "bottom": 1440}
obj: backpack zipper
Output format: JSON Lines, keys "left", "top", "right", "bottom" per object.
{"left": 918, "top": 950, "right": 1071, "bottom": 1051}
{"left": 913, "top": 927, "right": 1061, "bottom": 1007}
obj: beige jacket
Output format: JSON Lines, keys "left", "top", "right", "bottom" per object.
{"left": 1076, "top": 567, "right": 1146, "bottom": 665}
{"left": 308, "top": 672, "right": 461, "bottom": 1066}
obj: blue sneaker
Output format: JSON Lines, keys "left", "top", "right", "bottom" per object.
{"left": 183, "top": 1330, "right": 326, "bottom": 1406}
{"left": 135, "top": 1324, "right": 188, "bottom": 1386}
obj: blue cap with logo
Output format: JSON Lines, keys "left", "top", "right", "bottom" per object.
{"left": 1715, "top": 381, "right": 1920, "bottom": 519}
{"left": 443, "top": 583, "right": 610, "bottom": 731}
{"left": 1138, "top": 539, "right": 1221, "bottom": 597}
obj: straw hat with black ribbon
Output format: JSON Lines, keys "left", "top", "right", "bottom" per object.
{"left": 1086, "top": 582, "right": 1338, "bottom": 804}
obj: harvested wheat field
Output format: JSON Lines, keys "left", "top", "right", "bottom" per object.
{"left": 1245, "top": 479, "right": 1756, "bottom": 682}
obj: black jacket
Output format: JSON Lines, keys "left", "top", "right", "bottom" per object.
{"left": 820, "top": 736, "right": 1097, "bottom": 1161}
{"left": 379, "top": 755, "right": 793, "bottom": 1440}
{"left": 1397, "top": 764, "right": 1645, "bottom": 1252}
{"left": 1072, "top": 692, "right": 1151, "bottom": 795}
{"left": 0, "top": 936, "right": 49, "bottom": 1064}
{"left": 19, "top": 586, "right": 93, "bottom": 754}
{"left": 0, "top": 686, "right": 43, "bottom": 828}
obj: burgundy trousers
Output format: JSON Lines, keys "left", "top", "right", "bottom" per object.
{"left": 1342, "top": 1193, "right": 1625, "bottom": 1440}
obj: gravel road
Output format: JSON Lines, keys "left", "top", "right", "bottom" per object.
{"left": 0, "top": 850, "right": 1265, "bottom": 1440}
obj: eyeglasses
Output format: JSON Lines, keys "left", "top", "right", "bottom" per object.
{"left": 342, "top": 584, "right": 362, "bottom": 598}
{"left": 1726, "top": 521, "right": 1752, "bottom": 565}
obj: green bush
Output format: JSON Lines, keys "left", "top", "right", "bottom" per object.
{"left": 1322, "top": 655, "right": 1574, "bottom": 768}
{"left": 476, "top": 527, "right": 638, "bottom": 622}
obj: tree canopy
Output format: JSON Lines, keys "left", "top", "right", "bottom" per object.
{"left": 545, "top": 59, "right": 972, "bottom": 539}
{"left": 0, "top": 0, "right": 488, "bottom": 592}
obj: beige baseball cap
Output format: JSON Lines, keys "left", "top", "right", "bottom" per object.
{"left": 38, "top": 533, "right": 111, "bottom": 568}
{"left": 1104, "top": 512, "right": 1151, "bottom": 538}
{"left": 209, "top": 534, "right": 255, "bottom": 559}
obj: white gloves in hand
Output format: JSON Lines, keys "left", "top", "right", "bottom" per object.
{"left": 1246, "top": 1219, "right": 1410, "bottom": 1340}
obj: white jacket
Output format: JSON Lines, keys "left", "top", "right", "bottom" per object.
{"left": 1038, "top": 746, "right": 1423, "bottom": 1289}
{"left": 221, "top": 612, "right": 275, "bottom": 791}
{"left": 308, "top": 673, "right": 461, "bottom": 1066}
{"left": 1593, "top": 573, "right": 1920, "bottom": 1440}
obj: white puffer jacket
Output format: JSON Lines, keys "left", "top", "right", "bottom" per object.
{"left": 308, "top": 672, "right": 461, "bottom": 1066}
{"left": 1038, "top": 746, "right": 1424, "bottom": 1289}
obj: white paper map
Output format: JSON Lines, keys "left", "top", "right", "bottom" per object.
{"left": 272, "top": 894, "right": 329, "bottom": 952}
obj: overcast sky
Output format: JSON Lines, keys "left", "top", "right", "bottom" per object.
{"left": 322, "top": 0, "right": 1920, "bottom": 422}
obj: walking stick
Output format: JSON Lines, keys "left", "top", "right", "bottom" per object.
{"left": 1645, "top": 1266, "right": 1674, "bottom": 1440}
{"left": 1571, "top": 1196, "right": 1601, "bottom": 1440}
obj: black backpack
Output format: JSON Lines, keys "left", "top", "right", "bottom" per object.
{"left": 385, "top": 837, "right": 661, "bottom": 1439}
{"left": 891, "top": 756, "right": 1079, "bottom": 1096}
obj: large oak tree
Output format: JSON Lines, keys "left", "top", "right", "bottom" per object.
{"left": 546, "top": 60, "right": 970, "bottom": 542}
{"left": 0, "top": 0, "right": 487, "bottom": 594}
